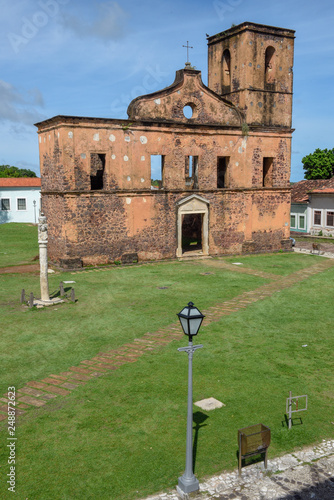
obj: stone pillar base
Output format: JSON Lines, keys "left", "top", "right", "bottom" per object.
{"left": 33, "top": 297, "right": 64, "bottom": 308}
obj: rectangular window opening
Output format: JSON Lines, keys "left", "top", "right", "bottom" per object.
{"left": 217, "top": 157, "right": 229, "bottom": 188}
{"left": 151, "top": 155, "right": 165, "bottom": 189}
{"left": 314, "top": 210, "right": 321, "bottom": 226}
{"left": 326, "top": 211, "right": 334, "bottom": 227}
{"left": 298, "top": 214, "right": 306, "bottom": 230}
{"left": 1, "top": 198, "right": 10, "bottom": 211}
{"left": 17, "top": 198, "right": 26, "bottom": 211}
{"left": 263, "top": 157, "right": 274, "bottom": 187}
{"left": 90, "top": 153, "right": 105, "bottom": 190}
{"left": 185, "top": 156, "right": 198, "bottom": 189}
{"left": 290, "top": 214, "right": 296, "bottom": 229}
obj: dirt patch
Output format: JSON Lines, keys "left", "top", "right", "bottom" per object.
{"left": 295, "top": 241, "right": 334, "bottom": 253}
{"left": 0, "top": 264, "right": 40, "bottom": 274}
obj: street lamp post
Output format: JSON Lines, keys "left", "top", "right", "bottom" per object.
{"left": 177, "top": 301, "right": 205, "bottom": 495}
{"left": 33, "top": 200, "right": 36, "bottom": 224}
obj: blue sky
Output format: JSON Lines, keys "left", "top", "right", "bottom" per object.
{"left": 0, "top": 0, "right": 334, "bottom": 181}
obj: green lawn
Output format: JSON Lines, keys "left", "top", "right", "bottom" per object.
{"left": 223, "top": 252, "right": 319, "bottom": 275}
{"left": 0, "top": 261, "right": 270, "bottom": 393}
{"left": 0, "top": 223, "right": 38, "bottom": 267}
{"left": 0, "top": 225, "right": 333, "bottom": 499}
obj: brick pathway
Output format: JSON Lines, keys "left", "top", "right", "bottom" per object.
{"left": 1, "top": 257, "right": 333, "bottom": 423}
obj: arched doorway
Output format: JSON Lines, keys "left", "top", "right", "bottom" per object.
{"left": 176, "top": 195, "right": 210, "bottom": 257}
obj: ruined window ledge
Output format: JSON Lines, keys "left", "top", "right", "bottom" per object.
{"left": 41, "top": 187, "right": 291, "bottom": 196}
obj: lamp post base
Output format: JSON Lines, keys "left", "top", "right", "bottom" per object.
{"left": 177, "top": 475, "right": 199, "bottom": 494}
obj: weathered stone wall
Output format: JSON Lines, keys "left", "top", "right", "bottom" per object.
{"left": 42, "top": 191, "right": 177, "bottom": 265}
{"left": 35, "top": 22, "right": 294, "bottom": 267}
{"left": 38, "top": 120, "right": 291, "bottom": 193}
{"left": 41, "top": 194, "right": 67, "bottom": 261}
{"left": 41, "top": 187, "right": 290, "bottom": 266}
{"left": 37, "top": 113, "right": 292, "bottom": 266}
{"left": 207, "top": 22, "right": 295, "bottom": 127}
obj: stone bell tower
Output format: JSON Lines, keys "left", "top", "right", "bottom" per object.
{"left": 207, "top": 22, "right": 295, "bottom": 128}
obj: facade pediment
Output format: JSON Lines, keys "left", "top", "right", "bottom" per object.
{"left": 127, "top": 68, "right": 243, "bottom": 126}
{"left": 177, "top": 194, "right": 210, "bottom": 213}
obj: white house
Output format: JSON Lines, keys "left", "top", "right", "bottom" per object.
{"left": 291, "top": 178, "right": 334, "bottom": 236}
{"left": 0, "top": 178, "right": 41, "bottom": 224}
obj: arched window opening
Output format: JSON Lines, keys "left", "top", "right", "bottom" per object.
{"left": 222, "top": 49, "right": 231, "bottom": 93}
{"left": 265, "top": 46, "right": 276, "bottom": 88}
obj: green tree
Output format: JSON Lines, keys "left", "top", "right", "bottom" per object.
{"left": 302, "top": 148, "right": 334, "bottom": 179}
{"left": 0, "top": 165, "right": 37, "bottom": 178}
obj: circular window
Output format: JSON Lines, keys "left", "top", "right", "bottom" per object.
{"left": 183, "top": 105, "right": 194, "bottom": 119}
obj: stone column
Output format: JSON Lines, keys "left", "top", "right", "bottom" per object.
{"left": 38, "top": 213, "right": 50, "bottom": 302}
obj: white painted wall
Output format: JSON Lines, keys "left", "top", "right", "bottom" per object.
{"left": 309, "top": 194, "right": 334, "bottom": 236}
{"left": 0, "top": 187, "right": 41, "bottom": 224}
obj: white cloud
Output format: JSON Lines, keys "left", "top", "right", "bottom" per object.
{"left": 27, "top": 88, "right": 45, "bottom": 107}
{"left": 60, "top": 1, "right": 128, "bottom": 41}
{"left": 0, "top": 80, "right": 46, "bottom": 126}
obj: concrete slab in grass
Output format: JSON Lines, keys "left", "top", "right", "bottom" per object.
{"left": 194, "top": 397, "right": 225, "bottom": 411}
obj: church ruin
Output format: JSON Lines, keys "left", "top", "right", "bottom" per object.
{"left": 35, "top": 22, "right": 295, "bottom": 268}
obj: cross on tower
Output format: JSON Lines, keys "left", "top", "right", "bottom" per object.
{"left": 183, "top": 41, "right": 193, "bottom": 65}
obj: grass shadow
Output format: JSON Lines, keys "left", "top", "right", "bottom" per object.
{"left": 236, "top": 449, "right": 267, "bottom": 471}
{"left": 50, "top": 286, "right": 73, "bottom": 298}
{"left": 193, "top": 411, "right": 209, "bottom": 473}
{"left": 282, "top": 414, "right": 303, "bottom": 428}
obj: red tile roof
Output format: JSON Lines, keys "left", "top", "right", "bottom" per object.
{"left": 291, "top": 178, "right": 334, "bottom": 203}
{"left": 311, "top": 187, "right": 334, "bottom": 194}
{"left": 0, "top": 178, "right": 41, "bottom": 187}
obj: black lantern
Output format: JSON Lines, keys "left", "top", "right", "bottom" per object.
{"left": 177, "top": 302, "right": 205, "bottom": 338}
